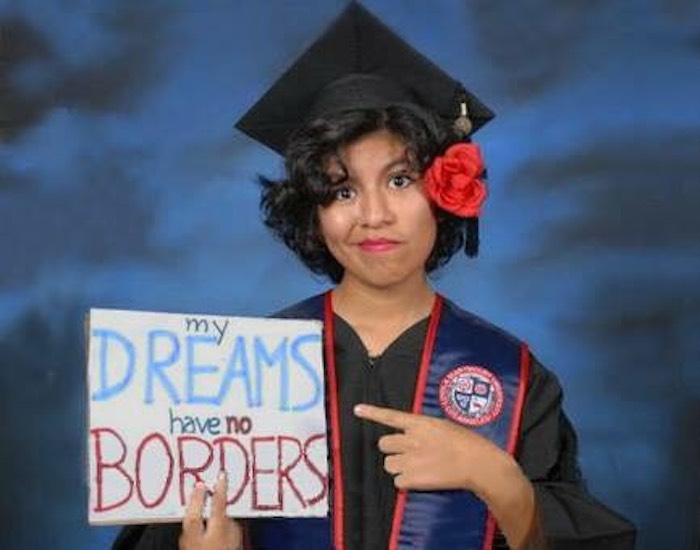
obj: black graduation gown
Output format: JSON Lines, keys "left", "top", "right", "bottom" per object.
{"left": 112, "top": 314, "right": 635, "bottom": 550}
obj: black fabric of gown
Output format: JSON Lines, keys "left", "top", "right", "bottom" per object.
{"left": 112, "top": 314, "right": 636, "bottom": 550}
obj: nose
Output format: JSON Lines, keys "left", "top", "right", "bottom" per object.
{"left": 358, "top": 187, "right": 394, "bottom": 227}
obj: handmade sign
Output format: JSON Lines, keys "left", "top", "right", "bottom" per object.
{"left": 86, "top": 308, "right": 328, "bottom": 525}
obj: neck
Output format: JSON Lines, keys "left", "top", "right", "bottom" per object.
{"left": 331, "top": 274, "right": 435, "bottom": 328}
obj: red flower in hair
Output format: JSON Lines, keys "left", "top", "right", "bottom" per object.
{"left": 423, "top": 143, "right": 487, "bottom": 217}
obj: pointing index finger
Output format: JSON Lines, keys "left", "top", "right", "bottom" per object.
{"left": 354, "top": 404, "right": 416, "bottom": 430}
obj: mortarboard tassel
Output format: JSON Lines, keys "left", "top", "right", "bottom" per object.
{"left": 453, "top": 95, "right": 473, "bottom": 139}
{"left": 464, "top": 217, "right": 479, "bottom": 257}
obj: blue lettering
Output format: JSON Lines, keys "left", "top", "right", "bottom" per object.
{"left": 91, "top": 329, "right": 135, "bottom": 401}
{"left": 218, "top": 335, "right": 255, "bottom": 406}
{"left": 146, "top": 329, "right": 182, "bottom": 404}
{"left": 254, "top": 336, "right": 289, "bottom": 410}
{"left": 185, "top": 334, "right": 220, "bottom": 404}
{"left": 289, "top": 333, "right": 322, "bottom": 412}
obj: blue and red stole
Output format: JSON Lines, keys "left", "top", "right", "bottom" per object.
{"left": 250, "top": 292, "right": 529, "bottom": 550}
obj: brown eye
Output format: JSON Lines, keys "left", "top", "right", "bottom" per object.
{"left": 388, "top": 173, "right": 414, "bottom": 189}
{"left": 333, "top": 186, "right": 356, "bottom": 201}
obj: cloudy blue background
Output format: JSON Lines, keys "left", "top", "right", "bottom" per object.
{"left": 2, "top": 0, "right": 699, "bottom": 548}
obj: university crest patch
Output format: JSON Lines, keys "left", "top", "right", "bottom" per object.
{"left": 438, "top": 365, "right": 504, "bottom": 427}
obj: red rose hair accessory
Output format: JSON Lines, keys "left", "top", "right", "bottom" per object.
{"left": 423, "top": 142, "right": 487, "bottom": 218}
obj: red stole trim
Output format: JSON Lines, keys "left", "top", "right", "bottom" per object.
{"left": 388, "top": 295, "right": 444, "bottom": 550}
{"left": 481, "top": 343, "right": 531, "bottom": 549}
{"left": 509, "top": 343, "right": 531, "bottom": 455}
{"left": 323, "top": 291, "right": 345, "bottom": 550}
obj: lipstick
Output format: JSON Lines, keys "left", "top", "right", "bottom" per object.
{"left": 359, "top": 238, "right": 399, "bottom": 252}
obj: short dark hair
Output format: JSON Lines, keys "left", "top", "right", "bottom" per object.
{"left": 260, "top": 105, "right": 476, "bottom": 283}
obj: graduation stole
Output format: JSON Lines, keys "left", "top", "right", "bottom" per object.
{"left": 251, "top": 291, "right": 530, "bottom": 550}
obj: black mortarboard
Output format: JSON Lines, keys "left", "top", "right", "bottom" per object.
{"left": 235, "top": 2, "right": 494, "bottom": 155}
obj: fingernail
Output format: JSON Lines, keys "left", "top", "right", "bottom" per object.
{"left": 218, "top": 470, "right": 227, "bottom": 481}
{"left": 354, "top": 404, "right": 365, "bottom": 415}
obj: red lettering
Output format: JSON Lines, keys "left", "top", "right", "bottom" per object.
{"left": 135, "top": 433, "right": 174, "bottom": 508}
{"left": 251, "top": 436, "right": 280, "bottom": 511}
{"left": 277, "top": 436, "right": 305, "bottom": 508}
{"left": 91, "top": 427, "right": 134, "bottom": 512}
{"left": 89, "top": 428, "right": 328, "bottom": 519}
{"left": 212, "top": 436, "right": 250, "bottom": 505}
{"left": 303, "top": 433, "right": 329, "bottom": 506}
{"left": 177, "top": 436, "right": 214, "bottom": 505}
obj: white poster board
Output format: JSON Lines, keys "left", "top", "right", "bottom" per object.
{"left": 86, "top": 308, "right": 328, "bottom": 525}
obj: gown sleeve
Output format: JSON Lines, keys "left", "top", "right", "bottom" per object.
{"left": 111, "top": 523, "right": 181, "bottom": 550}
{"left": 493, "top": 354, "right": 636, "bottom": 549}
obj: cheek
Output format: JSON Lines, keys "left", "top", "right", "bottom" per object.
{"left": 418, "top": 211, "right": 439, "bottom": 262}
{"left": 417, "top": 203, "right": 438, "bottom": 244}
{"left": 317, "top": 207, "right": 345, "bottom": 247}
{"left": 425, "top": 218, "right": 438, "bottom": 253}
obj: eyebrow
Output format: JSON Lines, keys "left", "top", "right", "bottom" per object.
{"left": 381, "top": 156, "right": 414, "bottom": 173}
{"left": 325, "top": 153, "right": 416, "bottom": 184}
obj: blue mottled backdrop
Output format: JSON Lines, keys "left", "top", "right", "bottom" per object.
{"left": 1, "top": 1, "right": 699, "bottom": 548}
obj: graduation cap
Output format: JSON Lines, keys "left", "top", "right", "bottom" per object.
{"left": 235, "top": 1, "right": 494, "bottom": 155}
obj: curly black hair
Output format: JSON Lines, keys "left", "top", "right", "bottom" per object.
{"left": 260, "top": 105, "right": 479, "bottom": 283}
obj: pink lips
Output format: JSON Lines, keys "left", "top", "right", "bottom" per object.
{"left": 359, "top": 238, "right": 400, "bottom": 252}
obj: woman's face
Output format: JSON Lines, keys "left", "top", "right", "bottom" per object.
{"left": 318, "top": 129, "right": 437, "bottom": 291}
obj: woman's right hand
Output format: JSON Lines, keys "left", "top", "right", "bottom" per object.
{"left": 179, "top": 471, "right": 242, "bottom": 550}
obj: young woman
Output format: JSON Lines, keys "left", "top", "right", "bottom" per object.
{"left": 114, "top": 4, "right": 635, "bottom": 549}
{"left": 249, "top": 108, "right": 545, "bottom": 549}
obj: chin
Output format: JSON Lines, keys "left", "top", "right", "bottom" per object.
{"left": 354, "top": 267, "right": 426, "bottom": 290}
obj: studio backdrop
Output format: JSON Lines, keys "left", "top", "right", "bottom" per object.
{"left": 1, "top": 1, "right": 699, "bottom": 548}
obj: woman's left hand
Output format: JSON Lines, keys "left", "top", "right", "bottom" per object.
{"left": 354, "top": 403, "right": 540, "bottom": 550}
{"left": 354, "top": 403, "right": 512, "bottom": 495}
